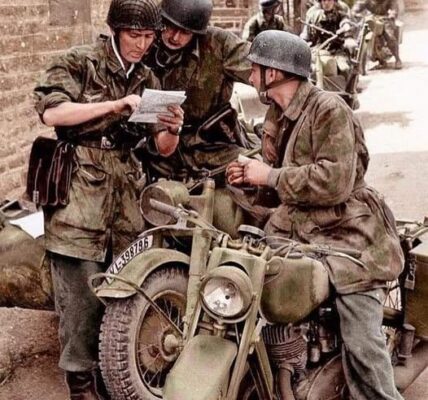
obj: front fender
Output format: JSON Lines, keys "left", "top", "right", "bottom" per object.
{"left": 164, "top": 335, "right": 237, "bottom": 400}
{"left": 94, "top": 248, "right": 190, "bottom": 299}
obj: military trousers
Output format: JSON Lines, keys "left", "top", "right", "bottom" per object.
{"left": 336, "top": 289, "right": 403, "bottom": 400}
{"left": 50, "top": 252, "right": 105, "bottom": 372}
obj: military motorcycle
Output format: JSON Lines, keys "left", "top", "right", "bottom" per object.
{"left": 90, "top": 179, "right": 428, "bottom": 400}
{"left": 302, "top": 19, "right": 368, "bottom": 110}
{"left": 358, "top": 13, "right": 403, "bottom": 70}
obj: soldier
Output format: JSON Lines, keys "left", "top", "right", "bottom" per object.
{"left": 143, "top": 0, "right": 256, "bottom": 182}
{"left": 300, "top": 0, "right": 352, "bottom": 50}
{"left": 242, "top": 0, "right": 293, "bottom": 42}
{"left": 34, "top": 0, "right": 183, "bottom": 398}
{"left": 352, "top": 0, "right": 402, "bottom": 69}
{"left": 227, "top": 31, "right": 404, "bottom": 400}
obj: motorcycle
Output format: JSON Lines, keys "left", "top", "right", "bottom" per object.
{"left": 301, "top": 19, "right": 368, "bottom": 110}
{"left": 90, "top": 179, "right": 428, "bottom": 400}
{"left": 357, "top": 13, "right": 403, "bottom": 70}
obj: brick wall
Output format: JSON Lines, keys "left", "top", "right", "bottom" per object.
{"left": 0, "top": 0, "right": 260, "bottom": 200}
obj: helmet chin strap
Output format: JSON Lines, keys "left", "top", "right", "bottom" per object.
{"left": 258, "top": 66, "right": 296, "bottom": 105}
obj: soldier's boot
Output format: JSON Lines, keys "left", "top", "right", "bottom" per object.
{"left": 66, "top": 371, "right": 107, "bottom": 400}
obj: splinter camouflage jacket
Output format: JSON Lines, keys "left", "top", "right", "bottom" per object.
{"left": 34, "top": 35, "right": 162, "bottom": 262}
{"left": 263, "top": 80, "right": 404, "bottom": 294}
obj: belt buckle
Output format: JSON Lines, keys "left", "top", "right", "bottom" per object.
{"left": 101, "top": 136, "right": 114, "bottom": 149}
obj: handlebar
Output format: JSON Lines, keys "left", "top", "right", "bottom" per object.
{"left": 149, "top": 199, "right": 184, "bottom": 220}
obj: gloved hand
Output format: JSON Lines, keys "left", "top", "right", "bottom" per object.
{"left": 336, "top": 23, "right": 351, "bottom": 35}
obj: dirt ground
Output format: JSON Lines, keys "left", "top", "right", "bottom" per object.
{"left": 1, "top": 8, "right": 428, "bottom": 400}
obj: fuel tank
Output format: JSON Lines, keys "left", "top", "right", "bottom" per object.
{"left": 260, "top": 255, "right": 330, "bottom": 324}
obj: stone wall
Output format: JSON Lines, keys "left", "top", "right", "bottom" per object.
{"left": 0, "top": 0, "right": 264, "bottom": 200}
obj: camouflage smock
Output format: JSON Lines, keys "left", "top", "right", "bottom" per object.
{"left": 34, "top": 36, "right": 162, "bottom": 262}
{"left": 144, "top": 27, "right": 252, "bottom": 177}
{"left": 242, "top": 13, "right": 293, "bottom": 42}
{"left": 264, "top": 80, "right": 404, "bottom": 294}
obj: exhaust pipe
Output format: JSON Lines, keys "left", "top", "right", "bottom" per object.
{"left": 394, "top": 340, "right": 428, "bottom": 391}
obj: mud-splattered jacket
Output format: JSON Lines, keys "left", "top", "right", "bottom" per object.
{"left": 264, "top": 80, "right": 404, "bottom": 294}
{"left": 34, "top": 35, "right": 162, "bottom": 262}
{"left": 242, "top": 13, "right": 293, "bottom": 42}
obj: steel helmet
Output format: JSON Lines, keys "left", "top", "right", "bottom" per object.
{"left": 248, "top": 30, "right": 311, "bottom": 78}
{"left": 107, "top": 0, "right": 163, "bottom": 31}
{"left": 259, "top": 0, "right": 280, "bottom": 9}
{"left": 161, "top": 0, "right": 213, "bottom": 34}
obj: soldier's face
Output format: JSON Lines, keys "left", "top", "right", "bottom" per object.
{"left": 249, "top": 64, "right": 263, "bottom": 90}
{"left": 118, "top": 29, "right": 156, "bottom": 63}
{"left": 320, "top": 0, "right": 335, "bottom": 12}
{"left": 161, "top": 23, "right": 194, "bottom": 50}
{"left": 262, "top": 7, "right": 275, "bottom": 22}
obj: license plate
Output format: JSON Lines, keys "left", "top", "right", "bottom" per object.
{"left": 105, "top": 235, "right": 153, "bottom": 284}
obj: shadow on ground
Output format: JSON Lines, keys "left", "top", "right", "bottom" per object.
{"left": 357, "top": 111, "right": 412, "bottom": 130}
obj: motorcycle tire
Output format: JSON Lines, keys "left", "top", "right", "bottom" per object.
{"left": 99, "top": 265, "right": 188, "bottom": 400}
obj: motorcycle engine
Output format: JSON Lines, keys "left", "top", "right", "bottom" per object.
{"left": 262, "top": 324, "right": 308, "bottom": 378}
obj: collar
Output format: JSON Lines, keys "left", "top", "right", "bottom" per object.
{"left": 187, "top": 36, "right": 200, "bottom": 60}
{"left": 110, "top": 37, "right": 135, "bottom": 79}
{"left": 282, "top": 80, "right": 314, "bottom": 121}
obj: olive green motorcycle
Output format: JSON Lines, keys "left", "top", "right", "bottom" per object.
{"left": 90, "top": 179, "right": 428, "bottom": 400}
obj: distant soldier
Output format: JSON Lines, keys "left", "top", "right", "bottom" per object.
{"left": 352, "top": 0, "right": 402, "bottom": 69}
{"left": 301, "top": 0, "right": 352, "bottom": 49}
{"left": 242, "top": 0, "right": 293, "bottom": 42}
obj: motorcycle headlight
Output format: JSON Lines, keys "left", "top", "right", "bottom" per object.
{"left": 200, "top": 266, "right": 253, "bottom": 320}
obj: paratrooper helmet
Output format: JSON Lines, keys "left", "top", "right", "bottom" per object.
{"left": 161, "top": 0, "right": 213, "bottom": 34}
{"left": 107, "top": 0, "right": 163, "bottom": 31}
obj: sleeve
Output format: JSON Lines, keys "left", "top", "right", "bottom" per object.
{"left": 221, "top": 30, "right": 252, "bottom": 84}
{"left": 273, "top": 97, "right": 357, "bottom": 207}
{"left": 34, "top": 48, "right": 84, "bottom": 119}
{"left": 242, "top": 18, "right": 257, "bottom": 42}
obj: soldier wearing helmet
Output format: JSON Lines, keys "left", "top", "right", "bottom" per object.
{"left": 143, "top": 0, "right": 256, "bottom": 183}
{"left": 227, "top": 30, "right": 404, "bottom": 400}
{"left": 242, "top": 0, "right": 293, "bottom": 42}
{"left": 34, "top": 0, "right": 183, "bottom": 398}
{"left": 300, "top": 0, "right": 352, "bottom": 49}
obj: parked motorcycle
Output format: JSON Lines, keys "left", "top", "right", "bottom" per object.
{"left": 90, "top": 179, "right": 428, "bottom": 400}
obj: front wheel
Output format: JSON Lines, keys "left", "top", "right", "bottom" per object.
{"left": 99, "top": 265, "right": 188, "bottom": 400}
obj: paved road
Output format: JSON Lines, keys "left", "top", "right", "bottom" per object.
{"left": 358, "top": 9, "right": 428, "bottom": 399}
{"left": 362, "top": 9, "right": 428, "bottom": 222}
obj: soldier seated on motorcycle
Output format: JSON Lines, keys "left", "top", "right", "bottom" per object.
{"left": 242, "top": 0, "right": 293, "bottom": 42}
{"left": 301, "top": 0, "right": 357, "bottom": 80}
{"left": 226, "top": 30, "right": 404, "bottom": 400}
{"left": 143, "top": 0, "right": 257, "bottom": 184}
{"left": 352, "top": 0, "right": 402, "bottom": 69}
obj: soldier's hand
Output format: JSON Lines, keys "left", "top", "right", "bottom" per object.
{"left": 157, "top": 105, "right": 184, "bottom": 135}
{"left": 243, "top": 160, "right": 272, "bottom": 186}
{"left": 112, "top": 94, "right": 141, "bottom": 114}
{"left": 226, "top": 161, "right": 245, "bottom": 186}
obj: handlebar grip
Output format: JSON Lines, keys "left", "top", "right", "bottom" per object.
{"left": 149, "top": 199, "right": 180, "bottom": 218}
